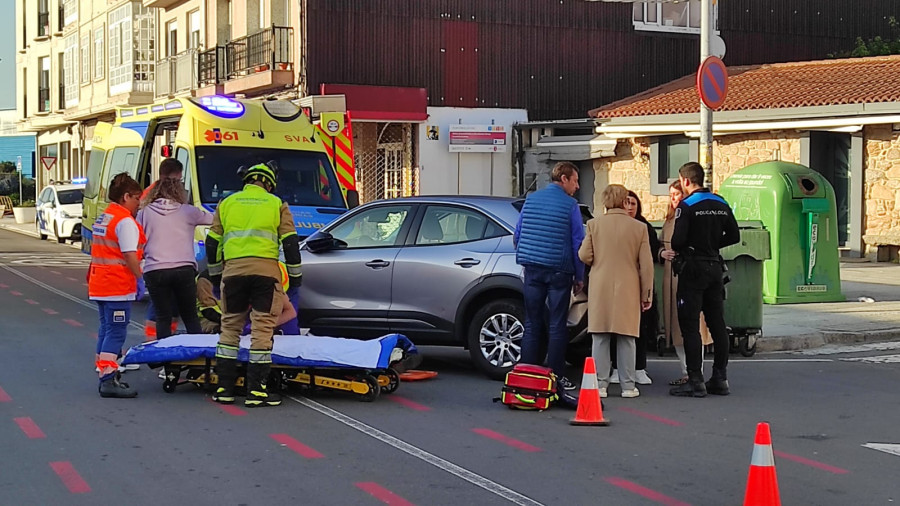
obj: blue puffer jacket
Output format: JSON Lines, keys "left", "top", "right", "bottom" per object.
{"left": 516, "top": 184, "right": 576, "bottom": 273}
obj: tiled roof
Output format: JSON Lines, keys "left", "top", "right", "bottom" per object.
{"left": 591, "top": 55, "right": 900, "bottom": 119}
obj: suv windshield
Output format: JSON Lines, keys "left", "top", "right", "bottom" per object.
{"left": 57, "top": 189, "right": 84, "bottom": 205}
{"left": 196, "top": 147, "right": 346, "bottom": 208}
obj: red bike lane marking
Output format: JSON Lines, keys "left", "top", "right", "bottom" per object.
{"left": 617, "top": 406, "right": 683, "bottom": 427}
{"left": 9, "top": 290, "right": 22, "bottom": 296}
{"left": 49, "top": 462, "right": 91, "bottom": 494}
{"left": 42, "top": 308, "right": 59, "bottom": 315}
{"left": 14, "top": 417, "right": 47, "bottom": 439}
{"left": 604, "top": 477, "right": 691, "bottom": 506}
{"left": 774, "top": 450, "right": 850, "bottom": 474}
{"left": 62, "top": 319, "right": 84, "bottom": 327}
{"left": 0, "top": 283, "right": 8, "bottom": 288}
{"left": 206, "top": 399, "right": 246, "bottom": 416}
{"left": 270, "top": 433, "right": 324, "bottom": 459}
{"left": 471, "top": 428, "right": 541, "bottom": 453}
{"left": 0, "top": 387, "right": 11, "bottom": 402}
{"left": 355, "top": 482, "right": 414, "bottom": 506}
{"left": 24, "top": 299, "right": 39, "bottom": 305}
{"left": 388, "top": 396, "right": 431, "bottom": 411}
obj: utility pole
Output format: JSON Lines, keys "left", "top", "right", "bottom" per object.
{"left": 699, "top": 0, "right": 713, "bottom": 187}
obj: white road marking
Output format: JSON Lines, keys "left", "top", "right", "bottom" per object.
{"left": 862, "top": 443, "right": 900, "bottom": 458}
{"left": 647, "top": 358, "right": 833, "bottom": 363}
{"left": 0, "top": 264, "right": 143, "bottom": 330}
{"left": 796, "top": 341, "right": 900, "bottom": 355}
{"left": 841, "top": 355, "right": 900, "bottom": 364}
{"left": 287, "top": 395, "right": 544, "bottom": 506}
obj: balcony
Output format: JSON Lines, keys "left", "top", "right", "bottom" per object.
{"left": 142, "top": 0, "right": 190, "bottom": 9}
{"left": 197, "top": 27, "right": 294, "bottom": 97}
{"left": 156, "top": 48, "right": 199, "bottom": 98}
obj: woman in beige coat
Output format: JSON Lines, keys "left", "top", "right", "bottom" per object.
{"left": 658, "top": 180, "right": 712, "bottom": 385}
{"left": 578, "top": 184, "right": 654, "bottom": 398}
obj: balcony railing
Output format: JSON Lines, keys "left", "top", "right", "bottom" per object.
{"left": 156, "top": 48, "right": 199, "bottom": 98}
{"left": 198, "top": 46, "right": 226, "bottom": 87}
{"left": 37, "top": 11, "right": 50, "bottom": 37}
{"left": 197, "top": 26, "right": 293, "bottom": 87}
{"left": 38, "top": 87, "right": 50, "bottom": 112}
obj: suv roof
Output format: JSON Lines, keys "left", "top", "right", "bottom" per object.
{"left": 45, "top": 183, "right": 86, "bottom": 192}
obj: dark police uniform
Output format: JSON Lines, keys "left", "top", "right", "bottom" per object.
{"left": 670, "top": 188, "right": 739, "bottom": 395}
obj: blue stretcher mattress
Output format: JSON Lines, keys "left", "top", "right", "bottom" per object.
{"left": 121, "top": 333, "right": 417, "bottom": 370}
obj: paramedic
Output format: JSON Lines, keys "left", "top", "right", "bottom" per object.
{"left": 89, "top": 173, "right": 145, "bottom": 398}
{"left": 669, "top": 162, "right": 740, "bottom": 398}
{"left": 205, "top": 162, "right": 302, "bottom": 408}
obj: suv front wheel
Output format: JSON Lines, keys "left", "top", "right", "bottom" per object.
{"left": 467, "top": 299, "right": 525, "bottom": 380}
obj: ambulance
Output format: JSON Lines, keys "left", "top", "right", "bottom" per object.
{"left": 81, "top": 95, "right": 358, "bottom": 258}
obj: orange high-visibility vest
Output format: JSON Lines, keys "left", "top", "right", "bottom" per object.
{"left": 88, "top": 202, "right": 146, "bottom": 299}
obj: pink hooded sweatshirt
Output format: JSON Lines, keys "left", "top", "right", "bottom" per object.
{"left": 137, "top": 199, "right": 213, "bottom": 273}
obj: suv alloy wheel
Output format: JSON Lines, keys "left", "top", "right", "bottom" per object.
{"left": 467, "top": 298, "right": 525, "bottom": 380}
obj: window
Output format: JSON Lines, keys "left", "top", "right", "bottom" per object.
{"left": 39, "top": 187, "right": 53, "bottom": 204}
{"left": 259, "top": 0, "right": 266, "bottom": 29}
{"left": 94, "top": 27, "right": 104, "bottom": 80}
{"left": 58, "top": 189, "right": 83, "bottom": 205}
{"left": 83, "top": 147, "right": 106, "bottom": 199}
{"left": 59, "top": 141, "right": 71, "bottom": 179}
{"left": 633, "top": 1, "right": 716, "bottom": 34}
{"left": 415, "top": 206, "right": 505, "bottom": 246}
{"left": 21, "top": 0, "right": 27, "bottom": 48}
{"left": 329, "top": 205, "right": 412, "bottom": 249}
{"left": 166, "top": 20, "right": 178, "bottom": 56}
{"left": 38, "top": 57, "right": 50, "bottom": 112}
{"left": 650, "top": 136, "right": 698, "bottom": 195}
{"left": 188, "top": 10, "right": 201, "bottom": 49}
{"left": 37, "top": 0, "right": 49, "bottom": 37}
{"left": 101, "top": 147, "right": 139, "bottom": 201}
{"left": 108, "top": 3, "right": 132, "bottom": 95}
{"left": 175, "top": 147, "right": 191, "bottom": 192}
{"left": 63, "top": 34, "right": 78, "bottom": 107}
{"left": 22, "top": 69, "right": 28, "bottom": 117}
{"left": 61, "top": 0, "right": 77, "bottom": 27}
{"left": 80, "top": 34, "right": 90, "bottom": 83}
{"left": 132, "top": 4, "right": 156, "bottom": 93}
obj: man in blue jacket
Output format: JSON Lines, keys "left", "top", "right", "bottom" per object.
{"left": 514, "top": 162, "right": 585, "bottom": 390}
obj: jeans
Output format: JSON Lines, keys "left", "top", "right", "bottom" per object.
{"left": 677, "top": 260, "right": 729, "bottom": 374}
{"left": 144, "top": 266, "right": 202, "bottom": 339}
{"left": 96, "top": 300, "right": 131, "bottom": 355}
{"left": 520, "top": 265, "right": 573, "bottom": 379}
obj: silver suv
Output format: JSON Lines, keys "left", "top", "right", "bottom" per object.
{"left": 299, "top": 195, "right": 590, "bottom": 379}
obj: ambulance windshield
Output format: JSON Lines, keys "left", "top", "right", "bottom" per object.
{"left": 196, "top": 147, "right": 345, "bottom": 208}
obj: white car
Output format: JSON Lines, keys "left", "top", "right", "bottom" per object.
{"left": 36, "top": 182, "right": 85, "bottom": 243}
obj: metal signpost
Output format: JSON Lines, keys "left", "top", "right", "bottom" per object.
{"left": 16, "top": 156, "right": 22, "bottom": 205}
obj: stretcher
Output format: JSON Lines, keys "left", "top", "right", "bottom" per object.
{"left": 121, "top": 333, "right": 417, "bottom": 402}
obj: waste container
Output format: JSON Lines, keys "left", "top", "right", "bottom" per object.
{"left": 720, "top": 161, "right": 844, "bottom": 304}
{"left": 721, "top": 221, "right": 770, "bottom": 356}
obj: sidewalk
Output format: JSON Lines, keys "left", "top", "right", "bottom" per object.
{"left": 3, "top": 214, "right": 899, "bottom": 352}
{"left": 0, "top": 215, "right": 81, "bottom": 250}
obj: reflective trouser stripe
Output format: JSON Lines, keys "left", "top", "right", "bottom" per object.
{"left": 286, "top": 263, "right": 302, "bottom": 277}
{"left": 750, "top": 444, "right": 775, "bottom": 467}
{"left": 208, "top": 262, "right": 223, "bottom": 276}
{"left": 216, "top": 344, "right": 239, "bottom": 360}
{"left": 249, "top": 350, "right": 272, "bottom": 364}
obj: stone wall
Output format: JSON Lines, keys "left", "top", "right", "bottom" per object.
{"left": 862, "top": 125, "right": 900, "bottom": 255}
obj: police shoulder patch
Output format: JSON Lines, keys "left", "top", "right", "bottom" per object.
{"left": 674, "top": 208, "right": 682, "bottom": 219}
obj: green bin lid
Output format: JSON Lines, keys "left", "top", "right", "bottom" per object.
{"left": 801, "top": 198, "right": 830, "bottom": 214}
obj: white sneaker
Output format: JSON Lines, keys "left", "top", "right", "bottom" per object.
{"left": 635, "top": 369, "right": 653, "bottom": 385}
{"left": 610, "top": 369, "right": 620, "bottom": 384}
{"left": 599, "top": 387, "right": 608, "bottom": 398}
{"left": 621, "top": 388, "right": 640, "bottom": 398}
{"left": 121, "top": 363, "right": 140, "bottom": 372}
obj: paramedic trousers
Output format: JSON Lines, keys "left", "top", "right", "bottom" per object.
{"left": 217, "top": 275, "right": 284, "bottom": 363}
{"left": 676, "top": 259, "right": 729, "bottom": 375}
{"left": 96, "top": 300, "right": 131, "bottom": 355}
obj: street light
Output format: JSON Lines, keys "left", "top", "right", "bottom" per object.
{"left": 591, "top": 0, "right": 716, "bottom": 185}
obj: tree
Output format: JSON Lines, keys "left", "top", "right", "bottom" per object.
{"left": 830, "top": 17, "right": 900, "bottom": 58}
{"left": 0, "top": 161, "right": 16, "bottom": 173}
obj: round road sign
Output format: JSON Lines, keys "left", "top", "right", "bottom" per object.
{"left": 696, "top": 56, "right": 729, "bottom": 110}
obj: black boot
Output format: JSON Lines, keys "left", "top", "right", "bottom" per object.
{"left": 99, "top": 374, "right": 138, "bottom": 398}
{"left": 705, "top": 368, "right": 730, "bottom": 395}
{"left": 212, "top": 357, "right": 237, "bottom": 404}
{"left": 670, "top": 370, "right": 707, "bottom": 397}
{"left": 245, "top": 363, "right": 281, "bottom": 408}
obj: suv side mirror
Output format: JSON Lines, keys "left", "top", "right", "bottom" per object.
{"left": 306, "top": 231, "right": 336, "bottom": 253}
{"left": 346, "top": 190, "right": 360, "bottom": 209}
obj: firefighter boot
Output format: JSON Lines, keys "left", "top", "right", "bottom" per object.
{"left": 669, "top": 370, "right": 708, "bottom": 398}
{"left": 212, "top": 357, "right": 237, "bottom": 404}
{"left": 705, "top": 368, "right": 730, "bottom": 396}
{"left": 245, "top": 363, "right": 282, "bottom": 408}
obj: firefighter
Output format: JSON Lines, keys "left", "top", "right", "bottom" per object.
{"left": 205, "top": 162, "right": 302, "bottom": 408}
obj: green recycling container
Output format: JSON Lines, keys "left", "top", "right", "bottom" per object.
{"left": 721, "top": 222, "right": 770, "bottom": 336}
{"left": 720, "top": 161, "right": 844, "bottom": 304}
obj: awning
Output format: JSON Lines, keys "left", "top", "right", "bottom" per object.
{"left": 534, "top": 134, "right": 618, "bottom": 160}
{"left": 320, "top": 84, "right": 428, "bottom": 122}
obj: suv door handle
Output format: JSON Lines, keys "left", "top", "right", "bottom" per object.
{"left": 365, "top": 260, "right": 391, "bottom": 269}
{"left": 454, "top": 258, "right": 481, "bottom": 267}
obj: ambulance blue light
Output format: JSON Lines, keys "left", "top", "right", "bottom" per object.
{"left": 196, "top": 96, "right": 244, "bottom": 118}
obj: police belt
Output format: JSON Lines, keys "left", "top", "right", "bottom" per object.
{"left": 683, "top": 254, "right": 722, "bottom": 263}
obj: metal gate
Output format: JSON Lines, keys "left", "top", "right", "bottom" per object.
{"left": 353, "top": 122, "right": 418, "bottom": 204}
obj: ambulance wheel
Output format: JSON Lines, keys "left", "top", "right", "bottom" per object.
{"left": 382, "top": 369, "right": 400, "bottom": 394}
{"left": 358, "top": 374, "right": 380, "bottom": 402}
{"left": 739, "top": 333, "right": 759, "bottom": 357}
{"left": 162, "top": 380, "right": 176, "bottom": 393}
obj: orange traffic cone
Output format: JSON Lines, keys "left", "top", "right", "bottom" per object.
{"left": 743, "top": 422, "right": 781, "bottom": 506}
{"left": 569, "top": 357, "right": 609, "bottom": 426}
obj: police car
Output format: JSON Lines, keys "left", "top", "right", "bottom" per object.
{"left": 36, "top": 179, "right": 86, "bottom": 244}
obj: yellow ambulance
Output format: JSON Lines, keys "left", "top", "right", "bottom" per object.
{"left": 81, "top": 96, "right": 358, "bottom": 258}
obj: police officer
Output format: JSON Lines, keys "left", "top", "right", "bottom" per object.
{"left": 669, "top": 162, "right": 740, "bottom": 397}
{"left": 205, "top": 162, "right": 302, "bottom": 408}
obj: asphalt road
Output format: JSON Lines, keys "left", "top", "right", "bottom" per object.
{"left": 1, "top": 228, "right": 898, "bottom": 505}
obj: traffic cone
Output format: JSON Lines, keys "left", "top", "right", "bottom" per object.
{"left": 569, "top": 357, "right": 609, "bottom": 426}
{"left": 743, "top": 422, "right": 781, "bottom": 506}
